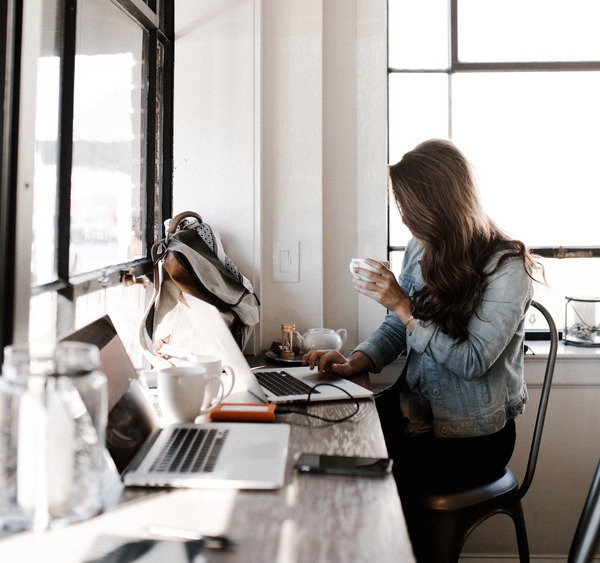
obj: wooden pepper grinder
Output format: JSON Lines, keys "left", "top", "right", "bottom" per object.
{"left": 281, "top": 324, "right": 295, "bottom": 360}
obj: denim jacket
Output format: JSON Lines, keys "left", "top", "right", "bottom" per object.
{"left": 355, "top": 238, "right": 532, "bottom": 438}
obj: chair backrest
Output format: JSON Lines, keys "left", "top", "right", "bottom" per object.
{"left": 517, "top": 300, "right": 558, "bottom": 501}
{"left": 568, "top": 457, "right": 600, "bottom": 563}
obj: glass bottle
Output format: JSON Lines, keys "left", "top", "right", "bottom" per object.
{"left": 1, "top": 342, "right": 107, "bottom": 530}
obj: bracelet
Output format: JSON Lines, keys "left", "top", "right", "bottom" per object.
{"left": 406, "top": 315, "right": 414, "bottom": 325}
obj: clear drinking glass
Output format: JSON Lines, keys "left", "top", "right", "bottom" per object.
{"left": 0, "top": 342, "right": 107, "bottom": 531}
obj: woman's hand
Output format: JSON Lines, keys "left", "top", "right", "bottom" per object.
{"left": 302, "top": 350, "right": 351, "bottom": 375}
{"left": 302, "top": 350, "right": 375, "bottom": 376}
{"left": 352, "top": 259, "right": 412, "bottom": 319}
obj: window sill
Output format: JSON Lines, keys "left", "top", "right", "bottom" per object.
{"left": 525, "top": 340, "right": 600, "bottom": 360}
{"left": 524, "top": 340, "right": 600, "bottom": 387}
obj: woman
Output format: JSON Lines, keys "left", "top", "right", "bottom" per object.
{"left": 303, "top": 139, "right": 541, "bottom": 543}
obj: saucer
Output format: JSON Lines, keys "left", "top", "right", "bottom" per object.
{"left": 265, "top": 350, "right": 304, "bottom": 365}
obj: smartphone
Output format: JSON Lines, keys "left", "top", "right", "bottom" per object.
{"left": 293, "top": 453, "right": 393, "bottom": 477}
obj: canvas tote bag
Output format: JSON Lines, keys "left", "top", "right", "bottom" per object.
{"left": 139, "top": 211, "right": 259, "bottom": 367}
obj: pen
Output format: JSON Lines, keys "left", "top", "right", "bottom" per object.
{"left": 145, "top": 525, "right": 236, "bottom": 549}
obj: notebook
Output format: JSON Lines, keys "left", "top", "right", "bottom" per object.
{"left": 63, "top": 316, "right": 290, "bottom": 490}
{"left": 157, "top": 293, "right": 374, "bottom": 405}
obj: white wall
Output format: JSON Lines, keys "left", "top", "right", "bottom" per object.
{"left": 173, "top": 0, "right": 388, "bottom": 354}
{"left": 173, "top": 0, "right": 260, "bottom": 350}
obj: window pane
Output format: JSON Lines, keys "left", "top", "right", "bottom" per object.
{"left": 389, "top": 202, "right": 411, "bottom": 250}
{"left": 389, "top": 250, "right": 405, "bottom": 275}
{"left": 388, "top": 73, "right": 449, "bottom": 164}
{"left": 390, "top": 253, "right": 599, "bottom": 336}
{"left": 388, "top": 0, "right": 448, "bottom": 69}
{"left": 389, "top": 73, "right": 449, "bottom": 246}
{"left": 70, "top": 0, "right": 145, "bottom": 275}
{"left": 31, "top": 0, "right": 61, "bottom": 286}
{"left": 451, "top": 72, "right": 600, "bottom": 247}
{"left": 458, "top": 0, "right": 600, "bottom": 63}
{"left": 532, "top": 258, "right": 600, "bottom": 334}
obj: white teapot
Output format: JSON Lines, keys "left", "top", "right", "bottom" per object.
{"left": 293, "top": 328, "right": 348, "bottom": 352}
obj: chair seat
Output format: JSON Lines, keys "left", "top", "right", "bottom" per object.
{"left": 418, "top": 467, "right": 520, "bottom": 512}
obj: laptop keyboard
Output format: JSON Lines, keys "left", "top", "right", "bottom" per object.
{"left": 150, "top": 427, "right": 228, "bottom": 474}
{"left": 254, "top": 370, "right": 321, "bottom": 397}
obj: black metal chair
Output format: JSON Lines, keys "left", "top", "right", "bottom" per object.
{"left": 568, "top": 457, "right": 600, "bottom": 563}
{"left": 413, "top": 300, "right": 558, "bottom": 563}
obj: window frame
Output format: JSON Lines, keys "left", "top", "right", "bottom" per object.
{"left": 387, "top": 0, "right": 600, "bottom": 258}
{"left": 0, "top": 0, "right": 23, "bottom": 363}
{"left": 0, "top": 0, "right": 174, "bottom": 363}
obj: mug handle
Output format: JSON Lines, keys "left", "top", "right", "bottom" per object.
{"left": 198, "top": 375, "right": 225, "bottom": 415}
{"left": 221, "top": 365, "right": 236, "bottom": 398}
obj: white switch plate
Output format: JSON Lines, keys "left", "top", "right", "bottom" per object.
{"left": 272, "top": 240, "right": 299, "bottom": 282}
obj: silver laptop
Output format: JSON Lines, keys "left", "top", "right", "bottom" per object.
{"left": 158, "top": 293, "right": 373, "bottom": 405}
{"left": 64, "top": 317, "right": 290, "bottom": 490}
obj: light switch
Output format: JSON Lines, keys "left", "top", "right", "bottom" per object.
{"left": 280, "top": 250, "right": 290, "bottom": 273}
{"left": 272, "top": 241, "right": 299, "bottom": 282}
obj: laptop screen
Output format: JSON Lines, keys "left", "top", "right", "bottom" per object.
{"left": 63, "top": 316, "right": 159, "bottom": 473}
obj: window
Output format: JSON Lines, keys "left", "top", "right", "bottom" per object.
{"left": 1, "top": 0, "right": 173, "bottom": 363}
{"left": 388, "top": 0, "right": 600, "bottom": 330}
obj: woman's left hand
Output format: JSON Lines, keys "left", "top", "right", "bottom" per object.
{"left": 352, "top": 259, "right": 412, "bottom": 318}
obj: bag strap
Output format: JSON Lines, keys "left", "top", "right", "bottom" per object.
{"left": 138, "top": 244, "right": 160, "bottom": 354}
{"left": 167, "top": 211, "right": 203, "bottom": 235}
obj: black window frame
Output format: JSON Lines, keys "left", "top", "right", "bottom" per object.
{"left": 0, "top": 0, "right": 23, "bottom": 364}
{"left": 0, "top": 0, "right": 174, "bottom": 363}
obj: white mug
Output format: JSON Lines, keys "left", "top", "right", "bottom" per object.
{"left": 349, "top": 258, "right": 390, "bottom": 282}
{"left": 158, "top": 366, "right": 225, "bottom": 424}
{"left": 186, "top": 354, "right": 236, "bottom": 409}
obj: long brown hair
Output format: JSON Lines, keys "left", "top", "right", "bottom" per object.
{"left": 389, "top": 139, "right": 540, "bottom": 341}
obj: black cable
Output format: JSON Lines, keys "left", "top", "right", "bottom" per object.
{"left": 275, "top": 382, "right": 360, "bottom": 423}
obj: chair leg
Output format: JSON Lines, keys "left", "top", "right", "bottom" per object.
{"left": 509, "top": 501, "right": 530, "bottom": 563}
{"left": 411, "top": 510, "right": 469, "bottom": 563}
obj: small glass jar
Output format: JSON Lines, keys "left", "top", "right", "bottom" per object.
{"left": 564, "top": 296, "right": 600, "bottom": 347}
{"left": 281, "top": 324, "right": 295, "bottom": 360}
{"left": 1, "top": 342, "right": 107, "bottom": 531}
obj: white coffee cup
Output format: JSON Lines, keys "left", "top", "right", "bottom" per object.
{"left": 158, "top": 365, "right": 225, "bottom": 424}
{"left": 349, "top": 258, "right": 390, "bottom": 282}
{"left": 186, "top": 354, "right": 236, "bottom": 409}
